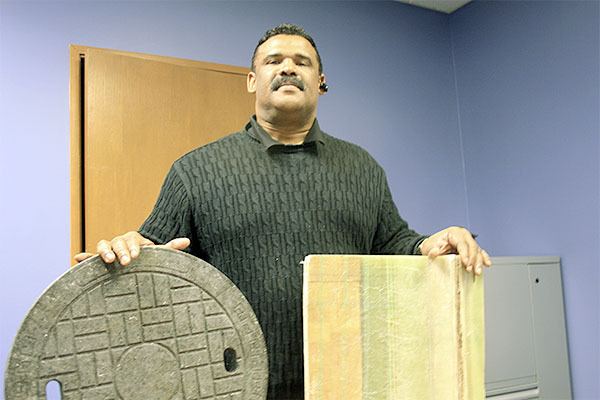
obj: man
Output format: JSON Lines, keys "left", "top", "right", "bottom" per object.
{"left": 76, "top": 24, "right": 491, "bottom": 399}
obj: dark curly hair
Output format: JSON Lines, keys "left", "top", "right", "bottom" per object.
{"left": 251, "top": 23, "right": 323, "bottom": 74}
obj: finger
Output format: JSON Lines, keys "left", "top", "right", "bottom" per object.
{"left": 474, "top": 250, "right": 484, "bottom": 275}
{"left": 455, "top": 240, "right": 470, "bottom": 270}
{"left": 132, "top": 235, "right": 155, "bottom": 257}
{"left": 126, "top": 235, "right": 141, "bottom": 259}
{"left": 439, "top": 241, "right": 453, "bottom": 255}
{"left": 140, "top": 237, "right": 155, "bottom": 247}
{"left": 426, "top": 245, "right": 441, "bottom": 259}
{"left": 431, "top": 232, "right": 452, "bottom": 257}
{"left": 424, "top": 239, "right": 444, "bottom": 259}
{"left": 164, "top": 237, "right": 191, "bottom": 251}
{"left": 111, "top": 237, "right": 131, "bottom": 266}
{"left": 74, "top": 252, "right": 94, "bottom": 263}
{"left": 481, "top": 249, "right": 492, "bottom": 267}
{"left": 97, "top": 240, "right": 116, "bottom": 263}
{"left": 467, "top": 239, "right": 479, "bottom": 273}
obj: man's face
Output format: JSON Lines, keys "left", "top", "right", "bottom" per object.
{"left": 247, "top": 34, "right": 325, "bottom": 118}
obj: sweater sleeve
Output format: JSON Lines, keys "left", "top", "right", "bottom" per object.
{"left": 370, "top": 171, "right": 428, "bottom": 255}
{"left": 139, "top": 164, "right": 195, "bottom": 251}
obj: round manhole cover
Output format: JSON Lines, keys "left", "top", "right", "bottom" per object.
{"left": 5, "top": 247, "right": 268, "bottom": 399}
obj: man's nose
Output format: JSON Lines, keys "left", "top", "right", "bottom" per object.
{"left": 279, "top": 58, "right": 296, "bottom": 75}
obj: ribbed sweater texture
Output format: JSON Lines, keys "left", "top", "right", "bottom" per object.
{"left": 140, "top": 120, "right": 426, "bottom": 399}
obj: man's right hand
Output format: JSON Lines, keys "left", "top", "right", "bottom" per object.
{"left": 73, "top": 231, "right": 190, "bottom": 266}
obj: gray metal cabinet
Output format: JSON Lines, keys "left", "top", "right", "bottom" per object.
{"left": 485, "top": 257, "right": 572, "bottom": 400}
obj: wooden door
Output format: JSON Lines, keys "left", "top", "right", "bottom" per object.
{"left": 70, "top": 46, "right": 255, "bottom": 260}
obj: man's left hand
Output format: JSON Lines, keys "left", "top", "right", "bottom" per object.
{"left": 419, "top": 226, "right": 491, "bottom": 275}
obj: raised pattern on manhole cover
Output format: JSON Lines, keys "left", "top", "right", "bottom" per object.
{"left": 5, "top": 247, "right": 268, "bottom": 399}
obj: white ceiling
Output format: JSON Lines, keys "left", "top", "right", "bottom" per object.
{"left": 397, "top": 0, "right": 472, "bottom": 14}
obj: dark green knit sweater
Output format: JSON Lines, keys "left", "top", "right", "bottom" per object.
{"left": 140, "top": 117, "right": 426, "bottom": 399}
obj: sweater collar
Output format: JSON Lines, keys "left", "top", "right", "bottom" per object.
{"left": 245, "top": 115, "right": 325, "bottom": 151}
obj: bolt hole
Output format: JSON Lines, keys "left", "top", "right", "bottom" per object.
{"left": 535, "top": 278, "right": 540, "bottom": 283}
{"left": 45, "top": 379, "right": 62, "bottom": 400}
{"left": 224, "top": 347, "right": 238, "bottom": 372}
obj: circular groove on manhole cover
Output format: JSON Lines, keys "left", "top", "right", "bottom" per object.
{"left": 5, "top": 247, "right": 268, "bottom": 399}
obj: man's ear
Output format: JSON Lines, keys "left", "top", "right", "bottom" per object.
{"left": 247, "top": 72, "right": 256, "bottom": 93}
{"left": 319, "top": 74, "right": 327, "bottom": 95}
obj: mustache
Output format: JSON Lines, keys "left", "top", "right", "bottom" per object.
{"left": 270, "top": 76, "right": 305, "bottom": 91}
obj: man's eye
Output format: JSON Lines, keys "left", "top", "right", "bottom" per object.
{"left": 267, "top": 60, "right": 279, "bottom": 65}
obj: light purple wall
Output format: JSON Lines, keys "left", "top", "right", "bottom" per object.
{"left": 450, "top": 1, "right": 599, "bottom": 398}
{"left": 0, "top": 0, "right": 465, "bottom": 395}
{"left": 2, "top": 1, "right": 597, "bottom": 398}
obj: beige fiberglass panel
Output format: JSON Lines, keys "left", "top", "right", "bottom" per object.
{"left": 303, "top": 255, "right": 485, "bottom": 400}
